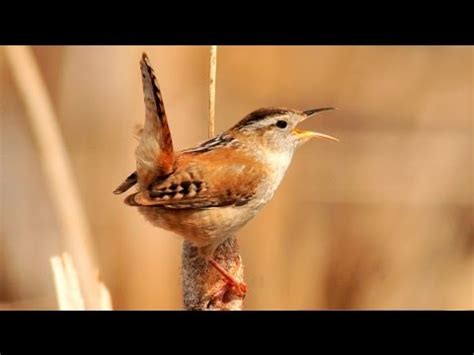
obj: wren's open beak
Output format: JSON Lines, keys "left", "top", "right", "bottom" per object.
{"left": 293, "top": 107, "right": 339, "bottom": 143}
{"left": 303, "top": 107, "right": 336, "bottom": 117}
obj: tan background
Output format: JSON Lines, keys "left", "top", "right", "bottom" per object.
{"left": 0, "top": 46, "right": 472, "bottom": 309}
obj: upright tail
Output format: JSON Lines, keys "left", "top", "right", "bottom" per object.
{"left": 135, "top": 52, "right": 175, "bottom": 189}
{"left": 113, "top": 53, "right": 175, "bottom": 196}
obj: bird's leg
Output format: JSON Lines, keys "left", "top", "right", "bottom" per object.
{"left": 208, "top": 257, "right": 247, "bottom": 297}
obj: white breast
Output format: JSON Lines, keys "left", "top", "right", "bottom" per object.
{"left": 249, "top": 148, "right": 294, "bottom": 209}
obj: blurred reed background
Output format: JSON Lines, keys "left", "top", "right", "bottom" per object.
{"left": 0, "top": 46, "right": 472, "bottom": 309}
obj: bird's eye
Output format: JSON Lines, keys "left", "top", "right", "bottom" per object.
{"left": 276, "top": 120, "right": 287, "bottom": 129}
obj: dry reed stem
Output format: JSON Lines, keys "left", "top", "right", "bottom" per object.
{"left": 181, "top": 46, "right": 244, "bottom": 310}
{"left": 50, "top": 254, "right": 85, "bottom": 310}
{"left": 98, "top": 276, "right": 113, "bottom": 310}
{"left": 4, "top": 46, "right": 101, "bottom": 308}
{"left": 208, "top": 45, "right": 217, "bottom": 138}
{"left": 50, "top": 253, "right": 112, "bottom": 310}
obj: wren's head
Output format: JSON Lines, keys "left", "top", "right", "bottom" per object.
{"left": 229, "top": 107, "right": 338, "bottom": 154}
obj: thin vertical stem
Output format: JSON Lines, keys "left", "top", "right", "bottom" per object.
{"left": 208, "top": 46, "right": 217, "bottom": 138}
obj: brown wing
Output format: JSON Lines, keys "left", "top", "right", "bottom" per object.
{"left": 124, "top": 148, "right": 265, "bottom": 209}
{"left": 135, "top": 53, "right": 175, "bottom": 189}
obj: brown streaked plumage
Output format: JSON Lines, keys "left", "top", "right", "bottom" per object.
{"left": 114, "top": 53, "right": 338, "bottom": 297}
{"left": 126, "top": 146, "right": 264, "bottom": 209}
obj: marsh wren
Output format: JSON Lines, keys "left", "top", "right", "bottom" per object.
{"left": 114, "top": 53, "right": 338, "bottom": 296}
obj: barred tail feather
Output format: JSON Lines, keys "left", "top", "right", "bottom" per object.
{"left": 136, "top": 52, "right": 175, "bottom": 189}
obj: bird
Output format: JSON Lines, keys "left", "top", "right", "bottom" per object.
{"left": 114, "top": 52, "right": 338, "bottom": 297}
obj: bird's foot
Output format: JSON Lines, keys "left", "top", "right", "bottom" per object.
{"left": 208, "top": 257, "right": 247, "bottom": 298}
